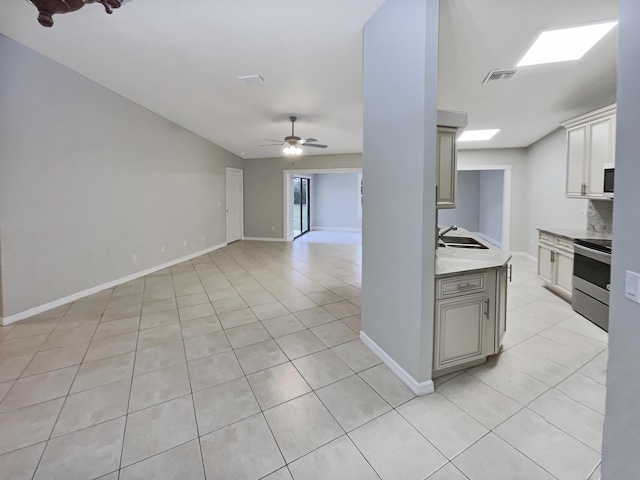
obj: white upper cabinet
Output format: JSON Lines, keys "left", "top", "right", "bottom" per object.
{"left": 562, "top": 104, "right": 616, "bottom": 199}
{"left": 436, "top": 127, "right": 457, "bottom": 209}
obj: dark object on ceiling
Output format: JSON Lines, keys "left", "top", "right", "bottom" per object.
{"left": 28, "top": 0, "right": 122, "bottom": 27}
{"left": 261, "top": 116, "right": 328, "bottom": 155}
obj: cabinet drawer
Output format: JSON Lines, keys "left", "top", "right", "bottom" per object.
{"left": 556, "top": 237, "right": 574, "bottom": 253}
{"left": 437, "top": 273, "right": 486, "bottom": 299}
{"left": 539, "top": 232, "right": 555, "bottom": 245}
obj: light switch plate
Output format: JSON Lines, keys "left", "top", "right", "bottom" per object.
{"left": 625, "top": 271, "right": 640, "bottom": 304}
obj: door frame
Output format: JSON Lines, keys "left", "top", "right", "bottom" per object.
{"left": 226, "top": 167, "right": 244, "bottom": 243}
{"left": 283, "top": 167, "right": 362, "bottom": 242}
{"left": 293, "top": 175, "right": 312, "bottom": 239}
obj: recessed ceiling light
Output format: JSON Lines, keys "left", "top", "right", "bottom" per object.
{"left": 458, "top": 129, "right": 500, "bottom": 142}
{"left": 517, "top": 21, "right": 617, "bottom": 67}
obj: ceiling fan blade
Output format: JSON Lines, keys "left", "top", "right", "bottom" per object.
{"left": 300, "top": 138, "right": 317, "bottom": 144}
{"left": 264, "top": 139, "right": 284, "bottom": 143}
{"left": 303, "top": 143, "right": 328, "bottom": 148}
{"left": 259, "top": 143, "right": 283, "bottom": 147}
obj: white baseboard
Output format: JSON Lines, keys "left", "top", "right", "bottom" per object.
{"left": 0, "top": 243, "right": 227, "bottom": 326}
{"left": 311, "top": 226, "right": 362, "bottom": 232}
{"left": 360, "top": 331, "right": 434, "bottom": 396}
{"left": 242, "top": 237, "right": 286, "bottom": 242}
{"left": 510, "top": 251, "right": 537, "bottom": 262}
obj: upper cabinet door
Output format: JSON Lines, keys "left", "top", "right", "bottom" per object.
{"left": 586, "top": 115, "right": 616, "bottom": 198}
{"left": 436, "top": 127, "right": 457, "bottom": 209}
{"left": 566, "top": 126, "right": 587, "bottom": 198}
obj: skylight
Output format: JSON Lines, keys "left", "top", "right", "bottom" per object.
{"left": 458, "top": 129, "right": 500, "bottom": 142}
{"left": 517, "top": 21, "right": 617, "bottom": 67}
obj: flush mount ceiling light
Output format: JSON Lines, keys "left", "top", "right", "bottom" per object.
{"left": 517, "top": 21, "right": 618, "bottom": 67}
{"left": 458, "top": 129, "right": 500, "bottom": 142}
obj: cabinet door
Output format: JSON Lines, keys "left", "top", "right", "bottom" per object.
{"left": 434, "top": 294, "right": 487, "bottom": 370}
{"left": 566, "top": 126, "right": 587, "bottom": 197}
{"left": 495, "top": 264, "right": 508, "bottom": 353}
{"left": 555, "top": 250, "right": 574, "bottom": 296}
{"left": 537, "top": 244, "right": 555, "bottom": 283}
{"left": 586, "top": 115, "right": 615, "bottom": 198}
{"left": 436, "top": 128, "right": 456, "bottom": 209}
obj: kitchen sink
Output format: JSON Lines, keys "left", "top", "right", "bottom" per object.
{"left": 440, "top": 236, "right": 489, "bottom": 249}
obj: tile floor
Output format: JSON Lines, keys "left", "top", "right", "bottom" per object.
{"left": 0, "top": 239, "right": 606, "bottom": 479}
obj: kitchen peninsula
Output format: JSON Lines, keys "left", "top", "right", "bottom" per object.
{"left": 434, "top": 229, "right": 512, "bottom": 377}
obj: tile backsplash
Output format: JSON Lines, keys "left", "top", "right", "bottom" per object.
{"left": 587, "top": 200, "right": 613, "bottom": 234}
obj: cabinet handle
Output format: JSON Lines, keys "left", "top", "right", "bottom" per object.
{"left": 484, "top": 298, "right": 490, "bottom": 318}
{"left": 508, "top": 264, "right": 513, "bottom": 282}
{"left": 456, "top": 283, "right": 476, "bottom": 290}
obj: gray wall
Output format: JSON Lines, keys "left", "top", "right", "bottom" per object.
{"left": 479, "top": 170, "right": 504, "bottom": 246}
{"left": 457, "top": 149, "right": 529, "bottom": 252}
{"left": 438, "top": 171, "right": 480, "bottom": 232}
{"left": 0, "top": 35, "right": 242, "bottom": 317}
{"left": 525, "top": 128, "right": 587, "bottom": 256}
{"left": 362, "top": 0, "right": 439, "bottom": 384}
{"left": 242, "top": 154, "right": 362, "bottom": 239}
{"left": 602, "top": 0, "right": 640, "bottom": 476}
{"left": 312, "top": 173, "right": 362, "bottom": 230}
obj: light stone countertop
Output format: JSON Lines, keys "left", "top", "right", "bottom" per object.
{"left": 435, "top": 228, "right": 512, "bottom": 277}
{"left": 537, "top": 227, "right": 612, "bottom": 241}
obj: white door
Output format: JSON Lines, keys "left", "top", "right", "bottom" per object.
{"left": 226, "top": 168, "right": 243, "bottom": 243}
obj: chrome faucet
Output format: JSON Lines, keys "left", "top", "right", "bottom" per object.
{"left": 439, "top": 225, "right": 458, "bottom": 240}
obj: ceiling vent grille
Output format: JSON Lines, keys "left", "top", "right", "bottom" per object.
{"left": 482, "top": 69, "right": 517, "bottom": 84}
{"left": 236, "top": 73, "right": 266, "bottom": 85}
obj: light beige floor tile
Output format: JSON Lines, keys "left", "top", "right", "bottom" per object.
{"left": 247, "top": 363, "right": 311, "bottom": 410}
{"left": 207, "top": 287, "right": 241, "bottom": 302}
{"left": 201, "top": 413, "right": 284, "bottom": 479}
{"left": 1, "top": 334, "right": 49, "bottom": 359}
{"left": 34, "top": 417, "right": 125, "bottom": 480}
{"left": 398, "top": 392, "right": 488, "bottom": 459}
{"left": 192, "top": 377, "right": 260, "bottom": 435}
{"left": 93, "top": 316, "right": 140, "bottom": 340}
{"left": 137, "top": 323, "right": 182, "bottom": 350}
{"left": 235, "top": 339, "right": 289, "bottom": 375}
{"left": 120, "top": 439, "right": 204, "bottom": 480}
{"left": 556, "top": 373, "right": 606, "bottom": 414}
{"left": 0, "top": 365, "right": 78, "bottom": 413}
{"left": 143, "top": 288, "right": 176, "bottom": 302}
{"left": 108, "top": 292, "right": 143, "bottom": 307}
{"left": 187, "top": 350, "right": 244, "bottom": 391}
{"left": 292, "top": 349, "right": 354, "bottom": 389}
{"left": 349, "top": 410, "right": 447, "bottom": 480}
{"left": 218, "top": 307, "right": 259, "bottom": 329}
{"left": 262, "top": 314, "right": 307, "bottom": 338}
{"left": 311, "top": 320, "right": 359, "bottom": 347}
{"left": 0, "top": 398, "right": 64, "bottom": 455}
{"left": 134, "top": 340, "right": 186, "bottom": 376}
{"left": 529, "top": 388, "right": 604, "bottom": 452}
{"left": 279, "top": 296, "right": 318, "bottom": 313}
{"left": 140, "top": 309, "right": 179, "bottom": 330}
{"left": 589, "top": 463, "right": 601, "bottom": 480}
{"left": 437, "top": 372, "right": 523, "bottom": 429}
{"left": 323, "top": 300, "right": 360, "bottom": 319}
{"left": 263, "top": 467, "right": 294, "bottom": 480}
{"left": 331, "top": 285, "right": 361, "bottom": 300}
{"left": 264, "top": 393, "right": 343, "bottom": 463}
{"left": 71, "top": 351, "right": 134, "bottom": 394}
{"left": 331, "top": 340, "right": 382, "bottom": 372}
{"left": 39, "top": 324, "right": 96, "bottom": 351}
{"left": 225, "top": 322, "right": 271, "bottom": 349}
{"left": 183, "top": 331, "right": 231, "bottom": 361}
{"left": 514, "top": 335, "right": 599, "bottom": 371}
{"left": 275, "top": 330, "right": 326, "bottom": 360}
{"left": 180, "top": 315, "right": 221, "bottom": 339}
{"left": 176, "top": 293, "right": 210, "bottom": 308}
{"left": 316, "top": 375, "right": 391, "bottom": 431}
{"left": 579, "top": 350, "right": 608, "bottom": 386}
{"left": 251, "top": 302, "right": 290, "bottom": 320}
{"left": 179, "top": 303, "right": 215, "bottom": 322}
{"left": 84, "top": 332, "right": 138, "bottom": 363}
{"left": 453, "top": 432, "right": 555, "bottom": 480}
{"left": 359, "top": 363, "right": 415, "bottom": 408}
{"left": 141, "top": 298, "right": 176, "bottom": 314}
{"left": 0, "top": 442, "right": 46, "bottom": 480}
{"left": 494, "top": 408, "right": 600, "bottom": 480}
{"left": 53, "top": 379, "right": 130, "bottom": 437}
{"left": 122, "top": 395, "right": 198, "bottom": 467}
{"left": 101, "top": 304, "right": 142, "bottom": 322}
{"left": 3, "top": 319, "right": 59, "bottom": 340}
{"left": 0, "top": 381, "right": 13, "bottom": 403}
{"left": 341, "top": 314, "right": 361, "bottom": 333}
{"left": 241, "top": 291, "right": 278, "bottom": 307}
{"left": 426, "top": 463, "right": 469, "bottom": 480}
{"left": 0, "top": 354, "right": 33, "bottom": 383}
{"left": 306, "top": 290, "right": 343, "bottom": 306}
{"left": 212, "top": 296, "right": 248, "bottom": 314}
{"left": 129, "top": 363, "right": 191, "bottom": 412}
{"left": 289, "top": 435, "right": 378, "bottom": 480}
{"left": 294, "top": 306, "right": 337, "bottom": 328}
{"left": 557, "top": 315, "right": 609, "bottom": 343}
{"left": 21, "top": 343, "right": 87, "bottom": 377}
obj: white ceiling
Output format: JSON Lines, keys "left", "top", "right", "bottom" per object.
{"left": 0, "top": 0, "right": 618, "bottom": 157}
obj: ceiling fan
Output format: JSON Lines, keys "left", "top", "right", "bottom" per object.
{"left": 261, "top": 116, "right": 328, "bottom": 156}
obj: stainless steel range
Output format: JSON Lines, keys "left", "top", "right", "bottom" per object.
{"left": 572, "top": 238, "right": 612, "bottom": 331}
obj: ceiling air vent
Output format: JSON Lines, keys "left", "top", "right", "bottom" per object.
{"left": 482, "top": 69, "right": 517, "bottom": 84}
{"left": 236, "top": 73, "right": 266, "bottom": 86}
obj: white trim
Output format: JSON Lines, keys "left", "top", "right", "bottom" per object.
{"left": 360, "top": 331, "right": 435, "bottom": 396}
{"left": 242, "top": 237, "right": 286, "bottom": 242}
{"left": 510, "top": 251, "right": 537, "bottom": 262}
{"left": 0, "top": 243, "right": 227, "bottom": 326}
{"left": 311, "top": 227, "right": 362, "bottom": 232}
{"left": 226, "top": 167, "right": 244, "bottom": 244}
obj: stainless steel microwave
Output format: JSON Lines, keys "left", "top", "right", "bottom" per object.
{"left": 604, "top": 163, "right": 614, "bottom": 198}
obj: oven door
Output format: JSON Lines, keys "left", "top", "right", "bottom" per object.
{"left": 573, "top": 244, "right": 611, "bottom": 305}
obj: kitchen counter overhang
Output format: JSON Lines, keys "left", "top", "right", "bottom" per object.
{"left": 436, "top": 230, "right": 512, "bottom": 277}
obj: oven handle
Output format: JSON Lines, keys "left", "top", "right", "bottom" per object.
{"left": 573, "top": 243, "right": 611, "bottom": 265}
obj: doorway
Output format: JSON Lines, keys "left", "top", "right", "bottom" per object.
{"left": 226, "top": 167, "right": 244, "bottom": 243}
{"left": 293, "top": 176, "right": 310, "bottom": 238}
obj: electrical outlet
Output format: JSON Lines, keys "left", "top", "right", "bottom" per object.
{"left": 161, "top": 246, "right": 165, "bottom": 253}
{"left": 132, "top": 254, "right": 137, "bottom": 262}
{"left": 183, "top": 240, "right": 188, "bottom": 247}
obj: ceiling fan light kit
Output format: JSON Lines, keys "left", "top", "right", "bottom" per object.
{"left": 262, "top": 116, "right": 328, "bottom": 156}
{"left": 27, "top": 0, "right": 122, "bottom": 27}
